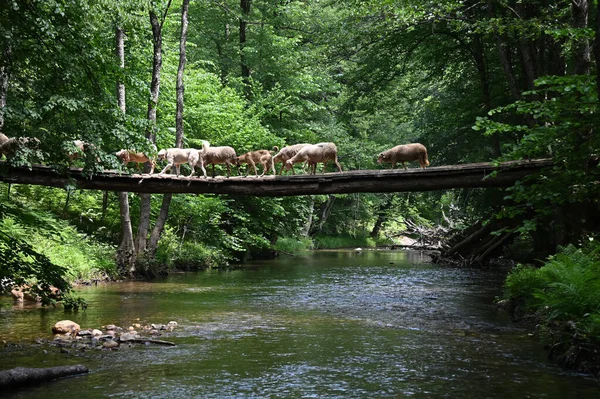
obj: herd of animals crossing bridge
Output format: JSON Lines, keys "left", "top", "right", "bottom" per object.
{"left": 0, "top": 158, "right": 553, "bottom": 197}
{"left": 0, "top": 136, "right": 553, "bottom": 196}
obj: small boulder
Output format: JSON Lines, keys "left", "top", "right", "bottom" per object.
{"left": 52, "top": 320, "right": 80, "bottom": 335}
{"left": 103, "top": 340, "right": 119, "bottom": 349}
{"left": 92, "top": 329, "right": 103, "bottom": 337}
{"left": 119, "top": 333, "right": 135, "bottom": 342}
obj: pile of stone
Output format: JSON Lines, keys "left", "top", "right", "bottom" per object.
{"left": 50, "top": 319, "right": 178, "bottom": 351}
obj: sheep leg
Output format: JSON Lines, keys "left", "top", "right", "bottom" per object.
{"left": 225, "top": 161, "right": 232, "bottom": 178}
{"left": 149, "top": 160, "right": 156, "bottom": 174}
{"left": 187, "top": 161, "right": 196, "bottom": 177}
{"left": 159, "top": 163, "right": 173, "bottom": 175}
{"left": 211, "top": 164, "right": 216, "bottom": 178}
{"left": 250, "top": 159, "right": 258, "bottom": 177}
{"left": 175, "top": 164, "right": 181, "bottom": 176}
{"left": 334, "top": 158, "right": 342, "bottom": 172}
{"left": 270, "top": 158, "right": 276, "bottom": 175}
{"left": 199, "top": 157, "right": 208, "bottom": 178}
{"left": 402, "top": 162, "right": 407, "bottom": 170}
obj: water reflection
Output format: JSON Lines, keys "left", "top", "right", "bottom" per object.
{"left": 0, "top": 250, "right": 597, "bottom": 398}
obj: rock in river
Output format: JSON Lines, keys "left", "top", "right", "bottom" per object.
{"left": 52, "top": 320, "right": 80, "bottom": 335}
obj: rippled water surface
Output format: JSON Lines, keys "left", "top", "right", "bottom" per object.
{"left": 1, "top": 250, "right": 598, "bottom": 398}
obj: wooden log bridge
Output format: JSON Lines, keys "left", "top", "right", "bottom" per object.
{"left": 0, "top": 159, "right": 553, "bottom": 196}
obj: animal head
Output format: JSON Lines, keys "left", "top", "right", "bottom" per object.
{"left": 377, "top": 153, "right": 385, "bottom": 163}
{"left": 115, "top": 149, "right": 128, "bottom": 160}
{"left": 157, "top": 149, "right": 167, "bottom": 160}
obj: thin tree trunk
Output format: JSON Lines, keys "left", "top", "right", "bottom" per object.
{"left": 0, "top": 43, "right": 10, "bottom": 134}
{"left": 572, "top": 0, "right": 591, "bottom": 75}
{"left": 115, "top": 27, "right": 126, "bottom": 114}
{"left": 301, "top": 197, "right": 315, "bottom": 236}
{"left": 117, "top": 192, "right": 136, "bottom": 274}
{"left": 489, "top": 1, "right": 521, "bottom": 101}
{"left": 240, "top": 0, "right": 252, "bottom": 97}
{"left": 370, "top": 197, "right": 392, "bottom": 238}
{"left": 147, "top": 0, "right": 189, "bottom": 255}
{"left": 175, "top": 0, "right": 188, "bottom": 149}
{"left": 148, "top": 194, "right": 172, "bottom": 252}
{"left": 115, "top": 25, "right": 136, "bottom": 272}
{"left": 136, "top": 6, "right": 169, "bottom": 255}
{"left": 101, "top": 190, "right": 109, "bottom": 222}
{"left": 473, "top": 33, "right": 501, "bottom": 158}
{"left": 309, "top": 195, "right": 336, "bottom": 236}
{"left": 596, "top": 0, "right": 600, "bottom": 100}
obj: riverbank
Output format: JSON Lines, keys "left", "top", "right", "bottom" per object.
{"left": 499, "top": 242, "right": 600, "bottom": 379}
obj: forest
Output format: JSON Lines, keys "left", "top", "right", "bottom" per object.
{"left": 1, "top": 0, "right": 600, "bottom": 378}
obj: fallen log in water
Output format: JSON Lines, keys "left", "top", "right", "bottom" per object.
{"left": 126, "top": 338, "right": 176, "bottom": 346}
{"left": 0, "top": 364, "right": 89, "bottom": 388}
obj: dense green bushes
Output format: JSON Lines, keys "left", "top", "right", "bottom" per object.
{"left": 503, "top": 242, "right": 600, "bottom": 340}
{"left": 0, "top": 192, "right": 117, "bottom": 283}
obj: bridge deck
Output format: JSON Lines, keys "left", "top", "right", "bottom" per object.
{"left": 0, "top": 159, "right": 552, "bottom": 196}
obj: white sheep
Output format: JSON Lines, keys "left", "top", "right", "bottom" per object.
{"left": 157, "top": 148, "right": 201, "bottom": 176}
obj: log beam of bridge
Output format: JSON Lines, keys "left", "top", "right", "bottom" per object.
{"left": 0, "top": 159, "right": 553, "bottom": 196}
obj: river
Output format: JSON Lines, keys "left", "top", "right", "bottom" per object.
{"left": 0, "top": 250, "right": 598, "bottom": 398}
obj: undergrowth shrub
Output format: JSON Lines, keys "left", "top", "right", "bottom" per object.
{"left": 503, "top": 241, "right": 600, "bottom": 338}
{"left": 155, "top": 229, "right": 229, "bottom": 271}
{"left": 274, "top": 236, "right": 314, "bottom": 253}
{"left": 0, "top": 202, "right": 117, "bottom": 282}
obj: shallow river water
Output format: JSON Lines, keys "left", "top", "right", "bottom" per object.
{"left": 1, "top": 250, "right": 598, "bottom": 398}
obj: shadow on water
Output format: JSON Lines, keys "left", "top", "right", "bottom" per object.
{"left": 0, "top": 250, "right": 598, "bottom": 398}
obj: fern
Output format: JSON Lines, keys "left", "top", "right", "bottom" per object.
{"left": 504, "top": 241, "right": 600, "bottom": 338}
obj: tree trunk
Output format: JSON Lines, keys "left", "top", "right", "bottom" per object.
{"left": 117, "top": 191, "right": 136, "bottom": 274}
{"left": 596, "top": 0, "right": 600, "bottom": 100}
{"left": 175, "top": 0, "right": 189, "bottom": 149}
{"left": 115, "top": 27, "right": 126, "bottom": 114}
{"left": 0, "top": 43, "right": 10, "bottom": 134}
{"left": 240, "top": 0, "right": 252, "bottom": 97}
{"left": 146, "top": 0, "right": 189, "bottom": 255}
{"left": 136, "top": 7, "right": 168, "bottom": 255}
{"left": 101, "top": 190, "right": 109, "bottom": 222}
{"left": 309, "top": 194, "right": 336, "bottom": 236}
{"left": 472, "top": 33, "right": 501, "bottom": 158}
{"left": 301, "top": 197, "right": 315, "bottom": 236}
{"left": 370, "top": 197, "right": 392, "bottom": 238}
{"left": 572, "top": 0, "right": 591, "bottom": 75}
{"left": 488, "top": 1, "right": 521, "bottom": 101}
{"left": 0, "top": 365, "right": 89, "bottom": 388}
{"left": 148, "top": 193, "right": 172, "bottom": 253}
{"left": 115, "top": 25, "right": 136, "bottom": 272}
